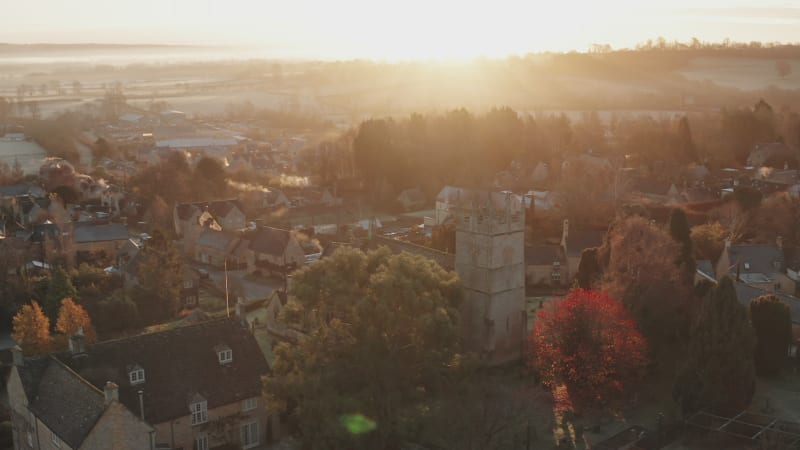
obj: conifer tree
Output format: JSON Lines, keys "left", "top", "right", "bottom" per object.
{"left": 750, "top": 295, "right": 792, "bottom": 376}
{"left": 45, "top": 267, "right": 77, "bottom": 322}
{"left": 668, "top": 208, "right": 695, "bottom": 281}
{"left": 673, "top": 276, "right": 756, "bottom": 414}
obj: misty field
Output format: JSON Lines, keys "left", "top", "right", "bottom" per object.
{"left": 680, "top": 57, "right": 800, "bottom": 90}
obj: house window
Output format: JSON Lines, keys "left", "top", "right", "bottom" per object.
{"left": 27, "top": 431, "right": 33, "bottom": 447}
{"left": 183, "top": 280, "right": 193, "bottom": 289}
{"left": 774, "top": 260, "right": 782, "bottom": 270}
{"left": 129, "top": 368, "right": 145, "bottom": 385}
{"left": 551, "top": 270, "right": 561, "bottom": 283}
{"left": 51, "top": 432, "right": 61, "bottom": 448}
{"left": 194, "top": 434, "right": 208, "bottom": 450}
{"left": 218, "top": 349, "right": 233, "bottom": 365}
{"left": 190, "top": 401, "right": 208, "bottom": 425}
{"left": 775, "top": 283, "right": 781, "bottom": 291}
{"left": 744, "top": 262, "right": 751, "bottom": 270}
{"left": 242, "top": 397, "right": 257, "bottom": 412}
{"left": 241, "top": 420, "right": 259, "bottom": 449}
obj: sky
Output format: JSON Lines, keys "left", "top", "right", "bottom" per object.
{"left": 1, "top": 0, "right": 799, "bottom": 60}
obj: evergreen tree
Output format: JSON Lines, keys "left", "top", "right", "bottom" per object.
{"left": 676, "top": 116, "right": 697, "bottom": 163}
{"left": 673, "top": 276, "right": 756, "bottom": 414}
{"left": 750, "top": 295, "right": 792, "bottom": 376}
{"left": 668, "top": 209, "right": 695, "bottom": 281}
{"left": 576, "top": 247, "right": 602, "bottom": 289}
{"left": 135, "top": 230, "right": 182, "bottom": 324}
{"left": 45, "top": 267, "right": 77, "bottom": 323}
{"left": 12, "top": 301, "right": 51, "bottom": 355}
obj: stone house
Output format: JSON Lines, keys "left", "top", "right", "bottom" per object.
{"left": 525, "top": 245, "right": 567, "bottom": 288}
{"left": 716, "top": 239, "right": 795, "bottom": 294}
{"left": 435, "top": 185, "right": 465, "bottom": 225}
{"left": 72, "top": 222, "right": 130, "bottom": 262}
{"left": 559, "top": 220, "right": 606, "bottom": 285}
{"left": 6, "top": 348, "right": 154, "bottom": 450}
{"left": 53, "top": 318, "right": 278, "bottom": 450}
{"left": 174, "top": 200, "right": 246, "bottom": 257}
{"left": 195, "top": 229, "right": 243, "bottom": 268}
{"left": 245, "top": 227, "right": 305, "bottom": 277}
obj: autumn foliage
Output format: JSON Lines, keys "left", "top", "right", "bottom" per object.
{"left": 56, "top": 298, "right": 97, "bottom": 344}
{"left": 528, "top": 289, "right": 648, "bottom": 406}
{"left": 12, "top": 301, "right": 52, "bottom": 355}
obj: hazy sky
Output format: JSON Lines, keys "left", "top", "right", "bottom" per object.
{"left": 2, "top": 0, "right": 799, "bottom": 59}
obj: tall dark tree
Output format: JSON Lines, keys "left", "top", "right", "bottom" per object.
{"left": 576, "top": 247, "right": 602, "bottom": 289}
{"left": 668, "top": 209, "right": 695, "bottom": 281}
{"left": 675, "top": 116, "right": 698, "bottom": 163}
{"left": 45, "top": 267, "right": 78, "bottom": 323}
{"left": 134, "top": 230, "right": 182, "bottom": 324}
{"left": 750, "top": 295, "right": 792, "bottom": 376}
{"left": 673, "top": 276, "right": 756, "bottom": 415}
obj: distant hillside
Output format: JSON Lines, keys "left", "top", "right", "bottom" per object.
{"left": 0, "top": 43, "right": 201, "bottom": 54}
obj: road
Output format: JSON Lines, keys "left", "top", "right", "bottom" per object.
{"left": 191, "top": 263, "right": 282, "bottom": 301}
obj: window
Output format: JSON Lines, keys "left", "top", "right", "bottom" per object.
{"left": 190, "top": 401, "right": 208, "bottom": 425}
{"left": 744, "top": 262, "right": 751, "bottom": 270}
{"left": 183, "top": 280, "right": 193, "bottom": 289}
{"left": 51, "top": 432, "right": 61, "bottom": 448}
{"left": 775, "top": 283, "right": 782, "bottom": 291}
{"left": 242, "top": 397, "right": 257, "bottom": 412}
{"left": 194, "top": 434, "right": 208, "bottom": 450}
{"left": 27, "top": 431, "right": 33, "bottom": 447}
{"left": 218, "top": 349, "right": 233, "bottom": 364}
{"left": 129, "top": 368, "right": 145, "bottom": 385}
{"left": 551, "top": 270, "right": 561, "bottom": 283}
{"left": 240, "top": 420, "right": 259, "bottom": 449}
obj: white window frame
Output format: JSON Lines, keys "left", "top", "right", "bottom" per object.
{"left": 242, "top": 397, "right": 257, "bottom": 412}
{"left": 190, "top": 401, "right": 208, "bottom": 425}
{"left": 27, "top": 431, "right": 33, "bottom": 447}
{"left": 129, "top": 368, "right": 145, "bottom": 385}
{"left": 51, "top": 432, "right": 61, "bottom": 448}
{"left": 240, "top": 420, "right": 259, "bottom": 449}
{"left": 218, "top": 349, "right": 233, "bottom": 364}
{"left": 194, "top": 434, "right": 208, "bottom": 450}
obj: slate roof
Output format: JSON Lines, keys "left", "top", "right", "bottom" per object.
{"left": 726, "top": 244, "right": 784, "bottom": 275}
{"left": 0, "top": 184, "right": 44, "bottom": 198}
{"left": 696, "top": 259, "right": 715, "bottom": 280}
{"left": 525, "top": 245, "right": 566, "bottom": 266}
{"left": 57, "top": 317, "right": 270, "bottom": 425}
{"left": 175, "top": 200, "right": 244, "bottom": 221}
{"left": 565, "top": 230, "right": 606, "bottom": 257}
{"left": 18, "top": 357, "right": 107, "bottom": 449}
{"left": 248, "top": 226, "right": 291, "bottom": 256}
{"left": 196, "top": 228, "right": 240, "bottom": 251}
{"left": 73, "top": 222, "right": 129, "bottom": 243}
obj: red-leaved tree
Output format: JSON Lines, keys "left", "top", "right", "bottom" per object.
{"left": 528, "top": 289, "right": 648, "bottom": 407}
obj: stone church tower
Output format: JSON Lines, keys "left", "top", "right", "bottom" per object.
{"left": 454, "top": 189, "right": 526, "bottom": 365}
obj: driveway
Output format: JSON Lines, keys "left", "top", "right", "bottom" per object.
{"left": 192, "top": 263, "right": 281, "bottom": 301}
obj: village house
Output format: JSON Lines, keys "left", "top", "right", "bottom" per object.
{"left": 560, "top": 220, "right": 606, "bottom": 285}
{"left": 72, "top": 221, "right": 130, "bottom": 262}
{"left": 747, "top": 142, "right": 799, "bottom": 168}
{"left": 434, "top": 185, "right": 465, "bottom": 225}
{"left": 525, "top": 244, "right": 567, "bottom": 289}
{"left": 173, "top": 200, "right": 246, "bottom": 257}
{"left": 6, "top": 348, "right": 154, "bottom": 450}
{"left": 9, "top": 317, "right": 279, "bottom": 450}
{"left": 195, "top": 228, "right": 244, "bottom": 268}
{"left": 716, "top": 239, "right": 795, "bottom": 294}
{"left": 244, "top": 226, "right": 306, "bottom": 277}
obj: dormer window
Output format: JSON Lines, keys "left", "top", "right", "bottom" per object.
{"left": 744, "top": 262, "right": 751, "bottom": 270}
{"left": 215, "top": 344, "right": 233, "bottom": 365}
{"left": 129, "top": 366, "right": 145, "bottom": 385}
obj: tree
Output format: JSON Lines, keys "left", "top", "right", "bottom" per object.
{"left": 749, "top": 295, "right": 792, "bottom": 376}
{"left": 673, "top": 277, "right": 756, "bottom": 415}
{"left": 668, "top": 209, "right": 695, "bottom": 282}
{"left": 55, "top": 298, "right": 97, "bottom": 344}
{"left": 12, "top": 301, "right": 52, "bottom": 355}
{"left": 528, "top": 289, "right": 648, "bottom": 407}
{"left": 193, "top": 156, "right": 228, "bottom": 198}
{"left": 675, "top": 116, "right": 698, "bottom": 163}
{"left": 264, "top": 247, "right": 463, "bottom": 449}
{"left": 691, "top": 222, "right": 727, "bottom": 261}
{"left": 94, "top": 290, "right": 139, "bottom": 333}
{"left": 733, "top": 185, "right": 763, "bottom": 212}
{"left": 135, "top": 230, "right": 182, "bottom": 324}
{"left": 575, "top": 247, "right": 602, "bottom": 289}
{"left": 45, "top": 267, "right": 78, "bottom": 322}
{"left": 601, "top": 216, "right": 692, "bottom": 356}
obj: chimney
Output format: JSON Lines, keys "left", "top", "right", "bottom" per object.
{"left": 724, "top": 239, "right": 731, "bottom": 250}
{"left": 138, "top": 390, "right": 145, "bottom": 420}
{"left": 68, "top": 327, "right": 85, "bottom": 354}
{"left": 777, "top": 236, "right": 784, "bottom": 250}
{"left": 104, "top": 381, "right": 119, "bottom": 405}
{"left": 11, "top": 345, "right": 23, "bottom": 367}
{"left": 235, "top": 300, "right": 246, "bottom": 320}
{"left": 561, "top": 219, "right": 569, "bottom": 246}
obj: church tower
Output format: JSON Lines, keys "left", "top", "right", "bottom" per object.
{"left": 454, "top": 189, "right": 526, "bottom": 365}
